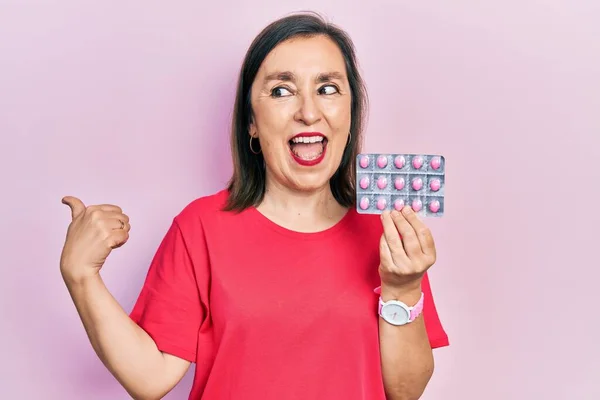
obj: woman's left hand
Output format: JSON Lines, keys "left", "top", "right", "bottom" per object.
{"left": 378, "top": 207, "right": 437, "bottom": 294}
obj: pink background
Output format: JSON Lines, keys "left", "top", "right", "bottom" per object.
{"left": 2, "top": 1, "right": 599, "bottom": 399}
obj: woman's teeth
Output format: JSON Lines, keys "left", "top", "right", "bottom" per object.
{"left": 291, "top": 136, "right": 324, "bottom": 144}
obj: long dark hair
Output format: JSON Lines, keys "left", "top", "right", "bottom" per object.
{"left": 224, "top": 11, "right": 368, "bottom": 211}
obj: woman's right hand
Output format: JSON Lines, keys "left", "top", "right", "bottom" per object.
{"left": 60, "top": 196, "right": 130, "bottom": 284}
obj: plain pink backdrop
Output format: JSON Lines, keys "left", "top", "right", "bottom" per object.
{"left": 1, "top": 1, "right": 599, "bottom": 399}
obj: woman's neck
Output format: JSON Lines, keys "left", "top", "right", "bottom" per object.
{"left": 256, "top": 177, "right": 348, "bottom": 233}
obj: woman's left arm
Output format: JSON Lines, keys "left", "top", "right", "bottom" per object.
{"left": 378, "top": 284, "right": 434, "bottom": 400}
{"left": 377, "top": 208, "right": 440, "bottom": 400}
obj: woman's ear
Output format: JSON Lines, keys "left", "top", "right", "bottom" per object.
{"left": 249, "top": 121, "right": 257, "bottom": 138}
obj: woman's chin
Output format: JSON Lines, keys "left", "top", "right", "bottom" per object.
{"left": 287, "top": 173, "right": 335, "bottom": 194}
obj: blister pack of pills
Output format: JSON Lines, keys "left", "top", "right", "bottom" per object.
{"left": 355, "top": 154, "right": 446, "bottom": 217}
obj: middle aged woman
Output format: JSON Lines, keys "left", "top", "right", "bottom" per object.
{"left": 60, "top": 12, "right": 449, "bottom": 400}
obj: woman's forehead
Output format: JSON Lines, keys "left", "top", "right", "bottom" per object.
{"left": 258, "top": 36, "right": 346, "bottom": 79}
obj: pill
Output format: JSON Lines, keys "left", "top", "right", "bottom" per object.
{"left": 412, "top": 156, "right": 424, "bottom": 169}
{"left": 359, "top": 155, "right": 369, "bottom": 168}
{"left": 429, "top": 178, "right": 441, "bottom": 191}
{"left": 394, "top": 177, "right": 405, "bottom": 190}
{"left": 393, "top": 199, "right": 405, "bottom": 211}
{"left": 412, "top": 177, "right": 423, "bottom": 191}
{"left": 411, "top": 199, "right": 423, "bottom": 212}
{"left": 359, "top": 176, "right": 370, "bottom": 189}
{"left": 377, "top": 155, "right": 388, "bottom": 168}
{"left": 429, "top": 200, "right": 440, "bottom": 213}
{"left": 377, "top": 176, "right": 387, "bottom": 189}
{"left": 359, "top": 196, "right": 370, "bottom": 210}
{"left": 394, "top": 155, "right": 405, "bottom": 169}
{"left": 430, "top": 156, "right": 441, "bottom": 170}
{"left": 376, "top": 197, "right": 387, "bottom": 210}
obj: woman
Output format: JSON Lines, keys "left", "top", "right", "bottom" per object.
{"left": 59, "top": 12, "right": 449, "bottom": 400}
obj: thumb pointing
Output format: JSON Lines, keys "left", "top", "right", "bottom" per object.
{"left": 62, "top": 196, "right": 86, "bottom": 220}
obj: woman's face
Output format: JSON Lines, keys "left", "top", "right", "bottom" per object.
{"left": 249, "top": 35, "right": 352, "bottom": 194}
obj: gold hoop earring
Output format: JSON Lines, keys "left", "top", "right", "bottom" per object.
{"left": 249, "top": 136, "right": 261, "bottom": 154}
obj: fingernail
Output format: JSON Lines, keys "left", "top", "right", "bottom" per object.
{"left": 403, "top": 206, "right": 412, "bottom": 214}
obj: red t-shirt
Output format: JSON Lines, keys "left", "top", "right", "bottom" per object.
{"left": 130, "top": 189, "right": 449, "bottom": 399}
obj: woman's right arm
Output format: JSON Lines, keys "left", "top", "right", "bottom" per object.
{"left": 63, "top": 274, "right": 190, "bottom": 400}
{"left": 59, "top": 196, "right": 190, "bottom": 400}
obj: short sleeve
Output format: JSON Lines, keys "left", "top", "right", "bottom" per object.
{"left": 421, "top": 272, "right": 450, "bottom": 349}
{"left": 129, "top": 219, "right": 205, "bottom": 362}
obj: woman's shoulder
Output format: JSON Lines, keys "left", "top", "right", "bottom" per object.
{"left": 181, "top": 189, "right": 229, "bottom": 213}
{"left": 172, "top": 189, "right": 231, "bottom": 227}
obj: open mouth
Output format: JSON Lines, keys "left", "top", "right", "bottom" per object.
{"left": 288, "top": 133, "right": 328, "bottom": 166}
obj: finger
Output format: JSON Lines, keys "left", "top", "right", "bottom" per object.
{"left": 62, "top": 196, "right": 86, "bottom": 220}
{"left": 104, "top": 216, "right": 130, "bottom": 232}
{"left": 401, "top": 206, "right": 436, "bottom": 258}
{"left": 121, "top": 220, "right": 131, "bottom": 232}
{"left": 391, "top": 208, "right": 422, "bottom": 259}
{"left": 108, "top": 230, "right": 129, "bottom": 249}
{"left": 380, "top": 211, "right": 409, "bottom": 266}
{"left": 88, "top": 209, "right": 128, "bottom": 223}
{"left": 379, "top": 234, "right": 393, "bottom": 266}
{"left": 110, "top": 212, "right": 129, "bottom": 224}
{"left": 89, "top": 204, "right": 123, "bottom": 214}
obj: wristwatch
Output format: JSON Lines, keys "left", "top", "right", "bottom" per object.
{"left": 374, "top": 286, "right": 424, "bottom": 326}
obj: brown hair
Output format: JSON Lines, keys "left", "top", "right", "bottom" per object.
{"left": 224, "top": 11, "right": 368, "bottom": 211}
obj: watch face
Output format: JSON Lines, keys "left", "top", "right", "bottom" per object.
{"left": 381, "top": 303, "right": 410, "bottom": 325}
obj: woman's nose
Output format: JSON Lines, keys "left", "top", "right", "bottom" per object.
{"left": 294, "top": 93, "right": 322, "bottom": 126}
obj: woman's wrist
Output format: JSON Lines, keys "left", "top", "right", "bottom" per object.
{"left": 379, "top": 281, "right": 423, "bottom": 304}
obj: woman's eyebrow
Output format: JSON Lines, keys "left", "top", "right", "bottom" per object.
{"left": 316, "top": 71, "right": 345, "bottom": 83}
{"left": 263, "top": 71, "right": 295, "bottom": 84}
{"left": 262, "top": 71, "right": 346, "bottom": 85}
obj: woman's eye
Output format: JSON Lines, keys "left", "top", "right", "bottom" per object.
{"left": 271, "top": 87, "right": 292, "bottom": 97}
{"left": 319, "top": 85, "right": 339, "bottom": 95}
